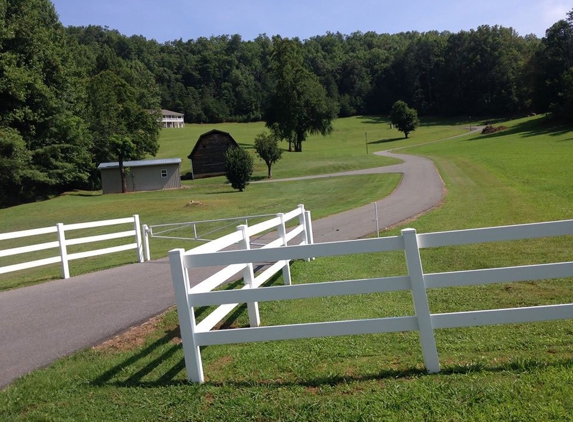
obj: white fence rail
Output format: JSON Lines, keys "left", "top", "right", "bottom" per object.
{"left": 169, "top": 217, "right": 573, "bottom": 383}
{"left": 142, "top": 212, "right": 279, "bottom": 261}
{"left": 0, "top": 215, "right": 144, "bottom": 279}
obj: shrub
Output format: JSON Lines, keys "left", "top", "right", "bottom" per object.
{"left": 224, "top": 147, "right": 254, "bottom": 192}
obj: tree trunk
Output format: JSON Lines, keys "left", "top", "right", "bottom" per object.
{"left": 119, "top": 156, "right": 127, "bottom": 193}
{"left": 294, "top": 132, "right": 303, "bottom": 152}
{"left": 267, "top": 163, "right": 272, "bottom": 178}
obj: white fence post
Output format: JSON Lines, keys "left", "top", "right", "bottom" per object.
{"left": 304, "top": 210, "right": 315, "bottom": 261}
{"left": 169, "top": 248, "right": 204, "bottom": 383}
{"left": 374, "top": 202, "right": 380, "bottom": 238}
{"left": 142, "top": 224, "right": 151, "bottom": 262}
{"left": 402, "top": 228, "right": 440, "bottom": 373}
{"left": 133, "top": 215, "right": 144, "bottom": 263}
{"left": 56, "top": 223, "right": 70, "bottom": 279}
{"left": 238, "top": 224, "right": 260, "bottom": 327}
{"left": 298, "top": 204, "right": 307, "bottom": 245}
{"left": 277, "top": 213, "right": 292, "bottom": 285}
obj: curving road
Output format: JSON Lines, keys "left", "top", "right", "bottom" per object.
{"left": 306, "top": 150, "right": 444, "bottom": 242}
{"left": 0, "top": 129, "right": 479, "bottom": 389}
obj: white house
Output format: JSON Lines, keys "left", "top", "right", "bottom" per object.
{"left": 161, "top": 109, "right": 185, "bottom": 128}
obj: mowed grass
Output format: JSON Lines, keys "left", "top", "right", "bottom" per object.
{"left": 157, "top": 115, "right": 469, "bottom": 178}
{"left": 2, "top": 116, "right": 573, "bottom": 420}
{"left": 0, "top": 115, "right": 466, "bottom": 291}
{"left": 0, "top": 173, "right": 400, "bottom": 291}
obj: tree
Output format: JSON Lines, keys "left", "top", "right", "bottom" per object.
{"left": 254, "top": 131, "right": 282, "bottom": 178}
{"left": 0, "top": 128, "right": 46, "bottom": 207}
{"left": 0, "top": 0, "right": 92, "bottom": 205}
{"left": 224, "top": 147, "right": 254, "bottom": 192}
{"left": 534, "top": 10, "right": 573, "bottom": 119}
{"left": 86, "top": 70, "right": 160, "bottom": 192}
{"left": 390, "top": 100, "right": 420, "bottom": 138}
{"left": 265, "top": 36, "right": 337, "bottom": 152}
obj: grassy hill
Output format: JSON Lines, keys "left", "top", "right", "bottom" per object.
{"left": 2, "top": 115, "right": 573, "bottom": 420}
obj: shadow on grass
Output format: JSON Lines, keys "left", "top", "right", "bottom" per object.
{"left": 62, "top": 191, "right": 103, "bottom": 197}
{"left": 467, "top": 116, "right": 573, "bottom": 141}
{"left": 93, "top": 350, "right": 573, "bottom": 388}
{"left": 90, "top": 278, "right": 258, "bottom": 388}
{"left": 368, "top": 137, "right": 404, "bottom": 145}
{"left": 360, "top": 116, "right": 387, "bottom": 125}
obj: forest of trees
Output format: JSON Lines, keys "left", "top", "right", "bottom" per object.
{"left": 1, "top": 0, "right": 573, "bottom": 207}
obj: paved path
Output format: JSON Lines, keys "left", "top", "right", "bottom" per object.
{"left": 0, "top": 130, "right": 478, "bottom": 389}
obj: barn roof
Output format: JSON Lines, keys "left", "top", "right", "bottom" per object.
{"left": 98, "top": 158, "right": 181, "bottom": 170}
{"left": 188, "top": 129, "right": 239, "bottom": 159}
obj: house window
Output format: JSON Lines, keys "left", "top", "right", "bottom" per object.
{"left": 161, "top": 169, "right": 168, "bottom": 178}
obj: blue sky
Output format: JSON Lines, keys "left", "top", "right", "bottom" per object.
{"left": 50, "top": 0, "right": 569, "bottom": 42}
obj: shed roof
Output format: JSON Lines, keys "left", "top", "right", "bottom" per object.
{"left": 98, "top": 158, "right": 181, "bottom": 170}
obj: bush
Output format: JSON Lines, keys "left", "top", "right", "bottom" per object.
{"left": 224, "top": 147, "right": 254, "bottom": 192}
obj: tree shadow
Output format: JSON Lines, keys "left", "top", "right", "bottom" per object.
{"left": 62, "top": 191, "right": 103, "bottom": 197}
{"left": 467, "top": 116, "right": 573, "bottom": 141}
{"left": 360, "top": 115, "right": 388, "bottom": 124}
{"left": 369, "top": 137, "right": 404, "bottom": 145}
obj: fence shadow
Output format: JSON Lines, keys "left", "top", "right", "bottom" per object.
{"left": 89, "top": 275, "right": 285, "bottom": 388}
{"left": 91, "top": 344, "right": 573, "bottom": 388}
{"left": 90, "top": 326, "right": 183, "bottom": 387}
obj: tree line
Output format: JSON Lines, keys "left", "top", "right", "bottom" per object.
{"left": 1, "top": 0, "right": 572, "bottom": 207}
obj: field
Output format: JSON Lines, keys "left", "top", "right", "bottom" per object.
{"left": 1, "top": 115, "right": 573, "bottom": 420}
{"left": 0, "top": 116, "right": 463, "bottom": 291}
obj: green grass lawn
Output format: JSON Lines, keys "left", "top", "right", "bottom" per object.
{"left": 0, "top": 115, "right": 466, "bottom": 291}
{"left": 1, "top": 115, "right": 573, "bottom": 420}
{"left": 157, "top": 115, "right": 469, "bottom": 178}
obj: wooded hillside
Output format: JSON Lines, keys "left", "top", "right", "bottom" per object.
{"left": 1, "top": 0, "right": 572, "bottom": 206}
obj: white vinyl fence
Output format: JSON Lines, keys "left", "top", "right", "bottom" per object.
{"left": 169, "top": 217, "right": 573, "bottom": 383}
{"left": 0, "top": 215, "right": 144, "bottom": 279}
{"left": 141, "top": 212, "right": 279, "bottom": 261}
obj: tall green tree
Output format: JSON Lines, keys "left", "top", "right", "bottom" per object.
{"left": 0, "top": 0, "right": 91, "bottom": 205}
{"left": 86, "top": 70, "right": 160, "bottom": 193}
{"left": 254, "top": 131, "right": 283, "bottom": 178}
{"left": 534, "top": 10, "right": 573, "bottom": 119}
{"left": 390, "top": 100, "right": 419, "bottom": 138}
{"left": 265, "top": 36, "right": 337, "bottom": 152}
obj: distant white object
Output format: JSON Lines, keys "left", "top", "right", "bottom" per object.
{"left": 161, "top": 109, "right": 185, "bottom": 128}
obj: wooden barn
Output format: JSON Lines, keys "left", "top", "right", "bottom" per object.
{"left": 188, "top": 129, "right": 239, "bottom": 179}
{"left": 98, "top": 158, "right": 181, "bottom": 194}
